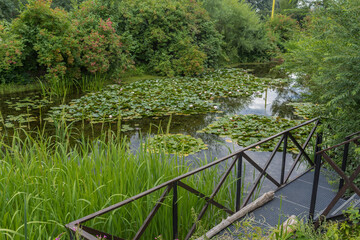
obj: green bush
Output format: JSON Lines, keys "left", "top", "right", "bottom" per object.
{"left": 202, "top": 0, "right": 271, "bottom": 63}
{"left": 0, "top": 23, "right": 23, "bottom": 78}
{"left": 266, "top": 14, "right": 299, "bottom": 53}
{"left": 4, "top": 0, "right": 133, "bottom": 90}
{"left": 117, "top": 0, "right": 222, "bottom": 76}
{"left": 11, "top": 0, "right": 80, "bottom": 83}
{"left": 71, "top": 1, "right": 134, "bottom": 78}
{"left": 0, "top": 0, "right": 22, "bottom": 21}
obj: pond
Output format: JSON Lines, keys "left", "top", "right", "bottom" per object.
{"left": 0, "top": 63, "right": 309, "bottom": 194}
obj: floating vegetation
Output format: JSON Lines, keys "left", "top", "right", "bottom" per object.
{"left": 145, "top": 134, "right": 208, "bottom": 156}
{"left": 198, "top": 114, "right": 311, "bottom": 153}
{"left": 1, "top": 95, "right": 54, "bottom": 128}
{"left": 48, "top": 68, "right": 288, "bottom": 122}
{"left": 287, "top": 102, "right": 324, "bottom": 119}
{"left": 5, "top": 96, "right": 53, "bottom": 111}
{"left": 120, "top": 124, "right": 134, "bottom": 132}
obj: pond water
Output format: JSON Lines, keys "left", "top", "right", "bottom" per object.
{"left": 0, "top": 63, "right": 308, "bottom": 194}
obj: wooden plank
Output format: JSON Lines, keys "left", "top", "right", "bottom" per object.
{"left": 196, "top": 191, "right": 275, "bottom": 240}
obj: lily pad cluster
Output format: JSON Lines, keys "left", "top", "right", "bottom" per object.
{"left": 4, "top": 96, "right": 53, "bottom": 111}
{"left": 287, "top": 102, "right": 324, "bottom": 119}
{"left": 2, "top": 96, "right": 54, "bottom": 128}
{"left": 144, "top": 134, "right": 208, "bottom": 156}
{"left": 198, "top": 114, "right": 312, "bottom": 153}
{"left": 48, "top": 68, "right": 288, "bottom": 122}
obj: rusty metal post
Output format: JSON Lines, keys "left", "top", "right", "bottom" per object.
{"left": 339, "top": 137, "right": 350, "bottom": 191}
{"left": 281, "top": 132, "right": 288, "bottom": 185}
{"left": 235, "top": 154, "right": 243, "bottom": 211}
{"left": 173, "top": 181, "right": 178, "bottom": 240}
{"left": 66, "top": 227, "right": 74, "bottom": 240}
{"left": 309, "top": 133, "right": 322, "bottom": 221}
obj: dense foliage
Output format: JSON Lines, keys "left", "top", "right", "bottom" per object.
{"left": 282, "top": 0, "right": 360, "bottom": 141}
{"left": 202, "top": 0, "right": 271, "bottom": 63}
{"left": 266, "top": 14, "right": 298, "bottom": 53}
{"left": 117, "top": 0, "right": 222, "bottom": 76}
{"left": 0, "top": 0, "right": 77, "bottom": 21}
{"left": 3, "top": 0, "right": 132, "bottom": 91}
{"left": 0, "top": 0, "right": 279, "bottom": 87}
{"left": 0, "top": 23, "right": 23, "bottom": 81}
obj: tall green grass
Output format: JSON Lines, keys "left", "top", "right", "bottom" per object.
{"left": 0, "top": 82, "right": 41, "bottom": 95}
{"left": 0, "top": 127, "right": 239, "bottom": 240}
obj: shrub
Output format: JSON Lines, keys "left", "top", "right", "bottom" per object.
{"left": 0, "top": 0, "right": 22, "bottom": 21}
{"left": 0, "top": 23, "right": 23, "bottom": 77}
{"left": 11, "top": 0, "right": 80, "bottom": 83}
{"left": 202, "top": 0, "right": 271, "bottom": 63}
{"left": 6, "top": 0, "right": 133, "bottom": 89}
{"left": 117, "top": 0, "right": 222, "bottom": 76}
{"left": 71, "top": 1, "right": 134, "bottom": 78}
{"left": 266, "top": 14, "right": 299, "bottom": 53}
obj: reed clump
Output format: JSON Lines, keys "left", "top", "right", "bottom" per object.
{"left": 0, "top": 126, "right": 236, "bottom": 239}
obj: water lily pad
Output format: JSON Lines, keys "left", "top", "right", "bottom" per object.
{"left": 48, "top": 68, "right": 288, "bottom": 122}
{"left": 4, "top": 122, "right": 14, "bottom": 128}
{"left": 287, "top": 102, "right": 324, "bottom": 119}
{"left": 200, "top": 114, "right": 312, "bottom": 153}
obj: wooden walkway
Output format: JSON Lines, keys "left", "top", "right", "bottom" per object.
{"left": 214, "top": 169, "right": 360, "bottom": 239}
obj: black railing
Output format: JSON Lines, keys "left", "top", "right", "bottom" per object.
{"left": 66, "top": 118, "right": 319, "bottom": 240}
{"left": 309, "top": 131, "right": 360, "bottom": 226}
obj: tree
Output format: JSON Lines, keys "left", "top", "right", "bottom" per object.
{"left": 282, "top": 0, "right": 360, "bottom": 140}
{"left": 202, "top": 0, "right": 271, "bottom": 63}
{"left": 117, "top": 0, "right": 222, "bottom": 76}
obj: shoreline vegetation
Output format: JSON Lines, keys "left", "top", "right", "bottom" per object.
{"left": 0, "top": 126, "right": 238, "bottom": 240}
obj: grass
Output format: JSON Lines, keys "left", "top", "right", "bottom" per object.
{"left": 0, "top": 124, "right": 241, "bottom": 240}
{"left": 0, "top": 82, "right": 41, "bottom": 95}
{"left": 0, "top": 72, "right": 161, "bottom": 98}
{"left": 217, "top": 207, "right": 360, "bottom": 240}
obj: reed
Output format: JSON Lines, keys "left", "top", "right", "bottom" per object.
{"left": 0, "top": 126, "right": 238, "bottom": 240}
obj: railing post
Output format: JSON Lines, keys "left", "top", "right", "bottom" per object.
{"left": 339, "top": 137, "right": 350, "bottom": 191}
{"left": 235, "top": 154, "right": 243, "bottom": 211}
{"left": 173, "top": 181, "right": 178, "bottom": 240}
{"left": 309, "top": 133, "right": 322, "bottom": 221}
{"left": 66, "top": 227, "right": 74, "bottom": 240}
{"left": 281, "top": 133, "right": 288, "bottom": 185}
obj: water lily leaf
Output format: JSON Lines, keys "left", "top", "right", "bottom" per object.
{"left": 201, "top": 114, "right": 312, "bottom": 153}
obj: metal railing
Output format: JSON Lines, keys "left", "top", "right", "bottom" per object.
{"left": 309, "top": 131, "right": 360, "bottom": 226}
{"left": 65, "top": 118, "right": 319, "bottom": 240}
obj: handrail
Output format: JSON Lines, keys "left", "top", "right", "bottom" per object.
{"left": 310, "top": 132, "right": 360, "bottom": 227}
{"left": 66, "top": 118, "right": 319, "bottom": 240}
{"left": 316, "top": 135, "right": 360, "bottom": 155}
{"left": 346, "top": 131, "right": 360, "bottom": 139}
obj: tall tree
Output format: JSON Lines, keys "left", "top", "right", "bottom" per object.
{"left": 282, "top": 0, "right": 360, "bottom": 140}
